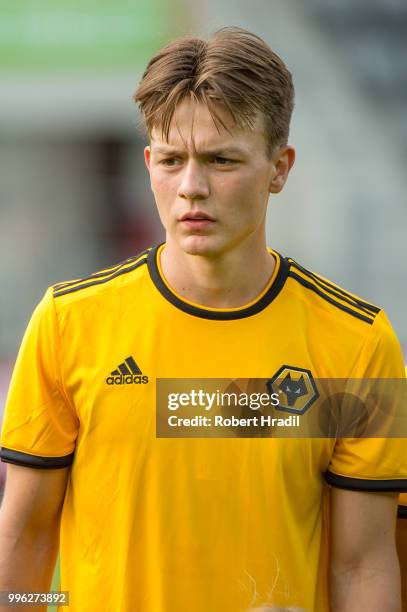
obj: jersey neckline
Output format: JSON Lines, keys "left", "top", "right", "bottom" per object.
{"left": 147, "top": 243, "right": 289, "bottom": 320}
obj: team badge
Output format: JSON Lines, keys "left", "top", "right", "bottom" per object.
{"left": 266, "top": 365, "right": 319, "bottom": 415}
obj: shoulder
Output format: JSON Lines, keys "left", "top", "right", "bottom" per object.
{"left": 50, "top": 247, "right": 151, "bottom": 308}
{"left": 284, "top": 255, "right": 381, "bottom": 327}
{"left": 280, "top": 255, "right": 404, "bottom": 376}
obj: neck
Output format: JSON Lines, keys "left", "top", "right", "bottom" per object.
{"left": 160, "top": 236, "right": 275, "bottom": 309}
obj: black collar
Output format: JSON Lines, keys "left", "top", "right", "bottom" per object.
{"left": 147, "top": 243, "right": 289, "bottom": 320}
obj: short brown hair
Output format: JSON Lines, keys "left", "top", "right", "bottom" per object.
{"left": 133, "top": 26, "right": 294, "bottom": 157}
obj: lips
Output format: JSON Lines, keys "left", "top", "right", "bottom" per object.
{"left": 179, "top": 211, "right": 216, "bottom": 231}
{"left": 180, "top": 219, "right": 215, "bottom": 230}
{"left": 180, "top": 211, "right": 215, "bottom": 222}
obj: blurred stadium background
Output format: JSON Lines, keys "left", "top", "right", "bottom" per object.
{"left": 0, "top": 0, "right": 406, "bottom": 606}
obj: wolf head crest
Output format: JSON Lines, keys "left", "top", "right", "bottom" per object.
{"left": 279, "top": 373, "right": 308, "bottom": 407}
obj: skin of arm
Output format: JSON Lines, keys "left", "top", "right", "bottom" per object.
{"left": 0, "top": 464, "right": 70, "bottom": 612}
{"left": 395, "top": 516, "right": 407, "bottom": 611}
{"left": 330, "top": 487, "right": 401, "bottom": 612}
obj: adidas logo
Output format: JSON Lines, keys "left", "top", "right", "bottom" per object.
{"left": 106, "top": 356, "right": 149, "bottom": 385}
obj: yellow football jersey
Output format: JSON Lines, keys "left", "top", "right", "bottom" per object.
{"left": 1, "top": 244, "right": 406, "bottom": 612}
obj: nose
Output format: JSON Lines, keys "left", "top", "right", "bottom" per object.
{"left": 177, "top": 160, "right": 210, "bottom": 200}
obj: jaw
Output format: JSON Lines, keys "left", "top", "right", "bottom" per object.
{"left": 172, "top": 232, "right": 223, "bottom": 257}
{"left": 167, "top": 225, "right": 264, "bottom": 260}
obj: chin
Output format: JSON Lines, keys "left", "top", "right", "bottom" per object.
{"left": 178, "top": 234, "right": 222, "bottom": 257}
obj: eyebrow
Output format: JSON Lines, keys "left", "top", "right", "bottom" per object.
{"left": 152, "top": 146, "right": 246, "bottom": 156}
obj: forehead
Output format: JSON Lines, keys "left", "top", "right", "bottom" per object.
{"left": 150, "top": 98, "right": 267, "bottom": 155}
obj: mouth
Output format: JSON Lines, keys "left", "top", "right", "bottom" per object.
{"left": 180, "top": 211, "right": 215, "bottom": 222}
{"left": 179, "top": 211, "right": 216, "bottom": 230}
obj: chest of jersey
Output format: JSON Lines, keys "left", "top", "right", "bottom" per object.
{"left": 60, "top": 286, "right": 338, "bottom": 497}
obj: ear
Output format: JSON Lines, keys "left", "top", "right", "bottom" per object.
{"left": 269, "top": 145, "right": 296, "bottom": 194}
{"left": 144, "top": 145, "right": 151, "bottom": 170}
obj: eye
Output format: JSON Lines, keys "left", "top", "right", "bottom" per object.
{"left": 159, "top": 158, "right": 180, "bottom": 166}
{"left": 211, "top": 156, "right": 235, "bottom": 165}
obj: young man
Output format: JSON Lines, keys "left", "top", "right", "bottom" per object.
{"left": 0, "top": 27, "right": 406, "bottom": 612}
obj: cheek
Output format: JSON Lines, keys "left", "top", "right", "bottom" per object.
{"left": 149, "top": 172, "right": 181, "bottom": 229}
{"left": 150, "top": 171, "right": 169, "bottom": 196}
{"left": 215, "top": 175, "right": 249, "bottom": 205}
{"left": 222, "top": 169, "right": 267, "bottom": 197}
{"left": 150, "top": 173, "right": 177, "bottom": 215}
{"left": 222, "top": 175, "right": 267, "bottom": 211}
{"left": 224, "top": 176, "right": 269, "bottom": 230}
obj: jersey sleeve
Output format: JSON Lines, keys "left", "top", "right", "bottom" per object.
{"left": 325, "top": 309, "right": 407, "bottom": 492}
{"left": 0, "top": 288, "right": 78, "bottom": 468}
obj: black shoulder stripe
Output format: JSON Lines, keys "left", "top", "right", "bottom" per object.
{"left": 294, "top": 260, "right": 381, "bottom": 314}
{"left": 0, "top": 447, "right": 74, "bottom": 469}
{"left": 325, "top": 471, "right": 407, "bottom": 492}
{"left": 289, "top": 259, "right": 380, "bottom": 315}
{"left": 289, "top": 261, "right": 376, "bottom": 318}
{"left": 288, "top": 271, "right": 374, "bottom": 325}
{"left": 54, "top": 257, "right": 147, "bottom": 297}
{"left": 398, "top": 505, "right": 407, "bottom": 519}
{"left": 53, "top": 248, "right": 150, "bottom": 291}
